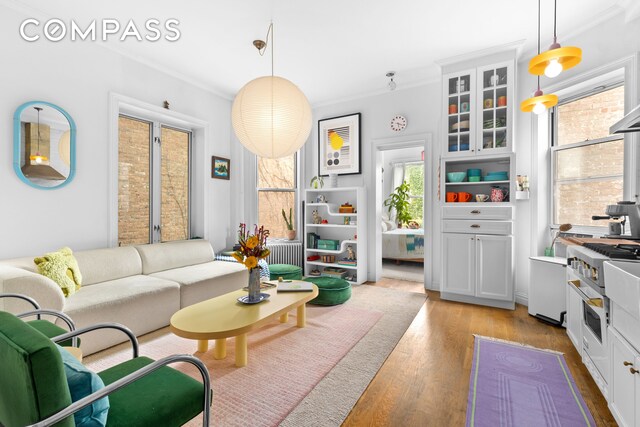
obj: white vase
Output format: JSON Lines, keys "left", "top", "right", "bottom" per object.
{"left": 329, "top": 173, "right": 338, "bottom": 188}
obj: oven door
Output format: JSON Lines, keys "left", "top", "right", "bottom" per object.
{"left": 582, "top": 298, "right": 609, "bottom": 383}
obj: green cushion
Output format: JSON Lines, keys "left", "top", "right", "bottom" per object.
{"left": 27, "top": 319, "right": 78, "bottom": 347}
{"left": 0, "top": 311, "right": 74, "bottom": 427}
{"left": 303, "top": 277, "right": 352, "bottom": 305}
{"left": 269, "top": 264, "right": 303, "bottom": 280}
{"left": 57, "top": 346, "right": 109, "bottom": 426}
{"left": 98, "top": 356, "right": 205, "bottom": 427}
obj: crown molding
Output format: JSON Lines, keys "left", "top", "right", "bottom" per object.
{"left": 435, "top": 40, "right": 525, "bottom": 68}
{"left": 617, "top": 0, "right": 640, "bottom": 22}
{"left": 0, "top": 0, "right": 233, "bottom": 101}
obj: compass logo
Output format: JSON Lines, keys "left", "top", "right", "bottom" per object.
{"left": 20, "top": 18, "right": 181, "bottom": 42}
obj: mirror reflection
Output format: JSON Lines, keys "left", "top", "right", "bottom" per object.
{"left": 14, "top": 102, "right": 75, "bottom": 189}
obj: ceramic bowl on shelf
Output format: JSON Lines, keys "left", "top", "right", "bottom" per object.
{"left": 468, "top": 176, "right": 481, "bottom": 182}
{"left": 446, "top": 172, "right": 467, "bottom": 182}
{"left": 467, "top": 168, "right": 482, "bottom": 176}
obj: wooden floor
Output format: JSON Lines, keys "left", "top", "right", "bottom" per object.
{"left": 343, "top": 278, "right": 617, "bottom": 426}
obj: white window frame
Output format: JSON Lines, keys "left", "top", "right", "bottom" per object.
{"left": 255, "top": 152, "right": 300, "bottom": 241}
{"left": 402, "top": 160, "right": 425, "bottom": 216}
{"left": 549, "top": 81, "right": 625, "bottom": 232}
{"left": 108, "top": 93, "right": 210, "bottom": 247}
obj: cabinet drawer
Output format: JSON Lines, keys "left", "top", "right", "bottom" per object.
{"left": 442, "top": 205, "right": 513, "bottom": 220}
{"left": 443, "top": 220, "right": 512, "bottom": 235}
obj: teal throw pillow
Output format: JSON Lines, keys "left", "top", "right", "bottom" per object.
{"left": 56, "top": 345, "right": 109, "bottom": 426}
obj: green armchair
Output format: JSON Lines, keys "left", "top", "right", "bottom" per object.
{"left": 0, "top": 311, "right": 211, "bottom": 427}
{"left": 0, "top": 293, "right": 78, "bottom": 347}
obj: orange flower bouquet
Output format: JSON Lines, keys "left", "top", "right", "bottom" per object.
{"left": 232, "top": 224, "right": 270, "bottom": 303}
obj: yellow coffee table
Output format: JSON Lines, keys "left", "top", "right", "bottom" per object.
{"left": 170, "top": 282, "right": 319, "bottom": 367}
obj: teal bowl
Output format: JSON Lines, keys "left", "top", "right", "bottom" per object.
{"left": 446, "top": 172, "right": 467, "bottom": 182}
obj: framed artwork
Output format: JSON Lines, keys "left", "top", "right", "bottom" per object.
{"left": 318, "top": 113, "right": 361, "bottom": 176}
{"left": 211, "top": 156, "right": 230, "bottom": 180}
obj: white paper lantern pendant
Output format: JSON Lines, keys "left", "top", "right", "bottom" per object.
{"left": 231, "top": 23, "right": 312, "bottom": 159}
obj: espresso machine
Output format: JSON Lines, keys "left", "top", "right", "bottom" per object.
{"left": 592, "top": 201, "right": 640, "bottom": 239}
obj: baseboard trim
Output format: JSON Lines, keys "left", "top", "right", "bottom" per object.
{"left": 440, "top": 292, "right": 515, "bottom": 310}
{"left": 515, "top": 292, "right": 529, "bottom": 307}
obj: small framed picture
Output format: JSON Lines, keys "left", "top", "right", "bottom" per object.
{"left": 211, "top": 156, "right": 230, "bottom": 180}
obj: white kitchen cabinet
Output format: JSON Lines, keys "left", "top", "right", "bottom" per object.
{"left": 442, "top": 233, "right": 514, "bottom": 307}
{"left": 566, "top": 277, "right": 583, "bottom": 357}
{"left": 609, "top": 327, "right": 640, "bottom": 427}
{"left": 442, "top": 233, "right": 475, "bottom": 296}
{"left": 476, "top": 235, "right": 513, "bottom": 301}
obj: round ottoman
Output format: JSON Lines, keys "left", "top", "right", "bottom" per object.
{"left": 303, "top": 277, "right": 352, "bottom": 306}
{"left": 269, "top": 264, "right": 303, "bottom": 281}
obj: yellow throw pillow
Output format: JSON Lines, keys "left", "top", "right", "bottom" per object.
{"left": 34, "top": 247, "right": 83, "bottom": 297}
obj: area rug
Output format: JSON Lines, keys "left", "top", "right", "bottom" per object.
{"left": 466, "top": 335, "right": 596, "bottom": 427}
{"left": 85, "top": 285, "right": 426, "bottom": 427}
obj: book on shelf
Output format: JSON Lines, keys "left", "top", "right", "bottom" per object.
{"left": 337, "top": 258, "right": 357, "bottom": 266}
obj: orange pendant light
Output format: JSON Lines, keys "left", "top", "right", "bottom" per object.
{"left": 528, "top": 0, "right": 581, "bottom": 78}
{"left": 521, "top": 0, "right": 558, "bottom": 114}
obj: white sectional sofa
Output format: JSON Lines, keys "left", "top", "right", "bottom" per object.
{"left": 0, "top": 240, "right": 247, "bottom": 355}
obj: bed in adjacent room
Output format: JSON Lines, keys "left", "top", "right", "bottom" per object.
{"left": 381, "top": 224, "right": 425, "bottom": 263}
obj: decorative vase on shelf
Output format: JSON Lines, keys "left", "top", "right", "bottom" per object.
{"left": 329, "top": 173, "right": 338, "bottom": 188}
{"left": 286, "top": 229, "right": 296, "bottom": 240}
{"left": 247, "top": 267, "right": 261, "bottom": 302}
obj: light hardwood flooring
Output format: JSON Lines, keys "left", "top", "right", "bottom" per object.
{"left": 343, "top": 278, "right": 617, "bottom": 426}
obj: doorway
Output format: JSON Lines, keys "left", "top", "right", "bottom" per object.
{"left": 371, "top": 134, "right": 433, "bottom": 289}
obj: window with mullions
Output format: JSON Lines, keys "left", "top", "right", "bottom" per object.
{"left": 257, "top": 155, "right": 297, "bottom": 239}
{"left": 551, "top": 84, "right": 625, "bottom": 227}
{"left": 404, "top": 162, "right": 424, "bottom": 226}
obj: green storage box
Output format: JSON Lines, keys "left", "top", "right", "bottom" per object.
{"left": 317, "top": 239, "right": 339, "bottom": 250}
{"left": 303, "top": 276, "right": 352, "bottom": 306}
{"left": 269, "top": 264, "right": 303, "bottom": 280}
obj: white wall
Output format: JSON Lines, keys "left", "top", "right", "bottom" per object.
{"left": 304, "top": 84, "right": 441, "bottom": 284}
{"left": 0, "top": 5, "right": 233, "bottom": 258}
{"left": 514, "top": 11, "right": 640, "bottom": 303}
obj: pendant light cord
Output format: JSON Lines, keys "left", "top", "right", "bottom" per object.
{"left": 553, "top": 0, "right": 557, "bottom": 41}
{"left": 537, "top": 0, "right": 541, "bottom": 91}
{"left": 258, "top": 23, "right": 274, "bottom": 77}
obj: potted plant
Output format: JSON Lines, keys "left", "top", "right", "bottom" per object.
{"left": 383, "top": 182, "right": 412, "bottom": 228}
{"left": 282, "top": 208, "right": 296, "bottom": 240}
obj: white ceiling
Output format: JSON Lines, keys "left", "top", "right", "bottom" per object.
{"left": 9, "top": 0, "right": 632, "bottom": 105}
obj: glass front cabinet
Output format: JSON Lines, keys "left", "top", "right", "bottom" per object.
{"left": 443, "top": 61, "right": 514, "bottom": 157}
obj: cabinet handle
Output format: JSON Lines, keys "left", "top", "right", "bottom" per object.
{"left": 567, "top": 280, "right": 580, "bottom": 288}
{"left": 470, "top": 210, "right": 481, "bottom": 214}
{"left": 631, "top": 368, "right": 639, "bottom": 375}
{"left": 471, "top": 224, "right": 480, "bottom": 228}
{"left": 623, "top": 361, "right": 634, "bottom": 366}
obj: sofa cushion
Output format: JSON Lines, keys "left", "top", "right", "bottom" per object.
{"left": 150, "top": 261, "right": 247, "bottom": 307}
{"left": 74, "top": 247, "right": 142, "bottom": 286}
{"left": 135, "top": 240, "right": 215, "bottom": 275}
{"left": 63, "top": 276, "right": 180, "bottom": 355}
{"left": 56, "top": 345, "right": 109, "bottom": 427}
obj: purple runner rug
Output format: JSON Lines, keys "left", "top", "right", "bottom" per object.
{"left": 466, "top": 335, "right": 596, "bottom": 427}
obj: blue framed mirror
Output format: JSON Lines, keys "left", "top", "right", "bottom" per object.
{"left": 13, "top": 101, "right": 76, "bottom": 189}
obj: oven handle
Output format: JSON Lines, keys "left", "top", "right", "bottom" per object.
{"left": 568, "top": 280, "right": 605, "bottom": 313}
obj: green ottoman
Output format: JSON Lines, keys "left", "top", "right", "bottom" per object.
{"left": 303, "top": 277, "right": 352, "bottom": 306}
{"left": 269, "top": 264, "right": 303, "bottom": 281}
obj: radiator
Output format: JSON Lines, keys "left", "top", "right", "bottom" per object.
{"left": 266, "top": 241, "right": 303, "bottom": 267}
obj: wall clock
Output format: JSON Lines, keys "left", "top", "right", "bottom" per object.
{"left": 390, "top": 115, "right": 407, "bottom": 132}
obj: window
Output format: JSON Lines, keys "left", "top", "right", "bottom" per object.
{"left": 551, "top": 84, "right": 625, "bottom": 227}
{"left": 118, "top": 115, "right": 191, "bottom": 245}
{"left": 404, "top": 162, "right": 424, "bottom": 226}
{"left": 257, "top": 155, "right": 297, "bottom": 238}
